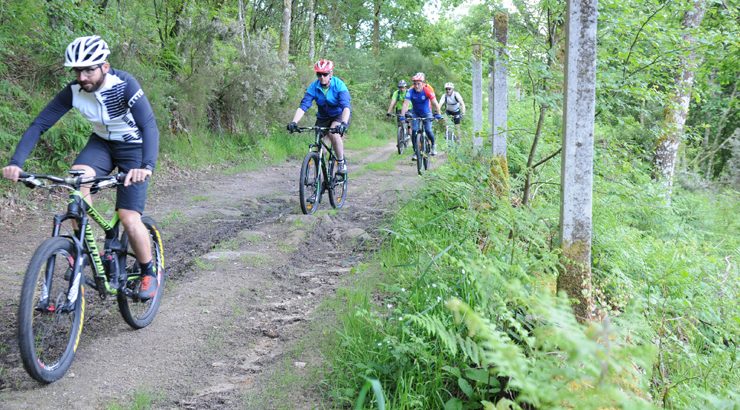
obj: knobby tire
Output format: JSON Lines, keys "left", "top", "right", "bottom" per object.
{"left": 18, "top": 237, "right": 84, "bottom": 383}
{"left": 117, "top": 216, "right": 166, "bottom": 329}
{"left": 299, "top": 152, "right": 322, "bottom": 214}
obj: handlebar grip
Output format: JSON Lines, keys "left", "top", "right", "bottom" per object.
{"left": 18, "top": 172, "right": 31, "bottom": 179}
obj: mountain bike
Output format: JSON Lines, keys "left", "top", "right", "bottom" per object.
{"left": 15, "top": 170, "right": 165, "bottom": 383}
{"left": 292, "top": 126, "right": 348, "bottom": 214}
{"left": 406, "top": 116, "right": 432, "bottom": 175}
{"left": 390, "top": 113, "right": 411, "bottom": 155}
{"left": 444, "top": 113, "right": 462, "bottom": 146}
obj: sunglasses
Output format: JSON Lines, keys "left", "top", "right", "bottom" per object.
{"left": 316, "top": 72, "right": 331, "bottom": 78}
{"left": 413, "top": 81, "right": 422, "bottom": 85}
{"left": 445, "top": 88, "right": 452, "bottom": 90}
{"left": 71, "top": 64, "right": 101, "bottom": 76}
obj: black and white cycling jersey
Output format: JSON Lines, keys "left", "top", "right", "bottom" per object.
{"left": 10, "top": 68, "right": 158, "bottom": 169}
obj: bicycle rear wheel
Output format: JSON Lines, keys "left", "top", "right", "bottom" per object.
{"left": 18, "top": 237, "right": 84, "bottom": 383}
{"left": 328, "top": 158, "right": 348, "bottom": 209}
{"left": 117, "top": 216, "right": 166, "bottom": 329}
{"left": 299, "top": 152, "right": 322, "bottom": 214}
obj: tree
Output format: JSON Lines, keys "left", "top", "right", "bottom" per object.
{"left": 279, "top": 0, "right": 292, "bottom": 63}
{"left": 654, "top": 0, "right": 707, "bottom": 202}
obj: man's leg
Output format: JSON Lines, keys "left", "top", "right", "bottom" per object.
{"left": 119, "top": 208, "right": 157, "bottom": 300}
{"left": 329, "top": 120, "right": 347, "bottom": 174}
{"left": 424, "top": 118, "right": 437, "bottom": 155}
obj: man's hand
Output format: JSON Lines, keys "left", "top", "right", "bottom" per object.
{"left": 386, "top": 112, "right": 392, "bottom": 118}
{"left": 124, "top": 168, "right": 152, "bottom": 187}
{"left": 2, "top": 165, "right": 22, "bottom": 182}
{"left": 434, "top": 113, "right": 443, "bottom": 120}
{"left": 336, "top": 122, "right": 348, "bottom": 135}
{"left": 287, "top": 122, "right": 299, "bottom": 133}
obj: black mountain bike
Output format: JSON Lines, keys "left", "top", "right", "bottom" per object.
{"left": 15, "top": 170, "right": 165, "bottom": 383}
{"left": 406, "top": 116, "right": 432, "bottom": 175}
{"left": 292, "top": 126, "right": 348, "bottom": 214}
{"left": 444, "top": 113, "right": 462, "bottom": 146}
{"left": 392, "top": 113, "right": 411, "bottom": 155}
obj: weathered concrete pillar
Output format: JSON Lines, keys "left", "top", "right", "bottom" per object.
{"left": 558, "top": 0, "right": 598, "bottom": 322}
{"left": 492, "top": 12, "right": 509, "bottom": 157}
{"left": 472, "top": 42, "right": 484, "bottom": 149}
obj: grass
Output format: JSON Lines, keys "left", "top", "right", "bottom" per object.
{"left": 159, "top": 210, "right": 185, "bottom": 228}
{"left": 105, "top": 389, "right": 163, "bottom": 410}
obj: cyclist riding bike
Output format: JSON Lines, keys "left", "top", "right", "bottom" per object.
{"left": 386, "top": 80, "right": 413, "bottom": 131}
{"left": 288, "top": 59, "right": 351, "bottom": 175}
{"left": 439, "top": 82, "right": 466, "bottom": 140}
{"left": 2, "top": 35, "right": 160, "bottom": 300}
{"left": 400, "top": 72, "right": 443, "bottom": 157}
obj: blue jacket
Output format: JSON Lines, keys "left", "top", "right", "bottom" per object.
{"left": 299, "top": 76, "right": 352, "bottom": 120}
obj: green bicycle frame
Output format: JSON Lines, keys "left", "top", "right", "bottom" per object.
{"left": 54, "top": 189, "right": 124, "bottom": 296}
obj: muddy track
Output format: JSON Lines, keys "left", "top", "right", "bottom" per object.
{"left": 0, "top": 141, "right": 435, "bottom": 409}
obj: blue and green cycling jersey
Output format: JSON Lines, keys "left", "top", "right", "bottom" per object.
{"left": 299, "top": 76, "right": 352, "bottom": 120}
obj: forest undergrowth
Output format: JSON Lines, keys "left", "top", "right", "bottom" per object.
{"left": 323, "top": 134, "right": 739, "bottom": 409}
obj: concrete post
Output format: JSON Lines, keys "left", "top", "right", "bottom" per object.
{"left": 492, "top": 13, "right": 509, "bottom": 156}
{"left": 558, "top": 0, "right": 598, "bottom": 322}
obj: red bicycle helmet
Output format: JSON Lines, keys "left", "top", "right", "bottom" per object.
{"left": 411, "top": 72, "right": 425, "bottom": 82}
{"left": 314, "top": 59, "right": 334, "bottom": 73}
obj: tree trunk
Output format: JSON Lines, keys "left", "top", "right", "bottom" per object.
{"left": 308, "top": 0, "right": 316, "bottom": 62}
{"left": 279, "top": 0, "right": 292, "bottom": 63}
{"left": 654, "top": 0, "right": 706, "bottom": 203}
{"left": 522, "top": 106, "right": 547, "bottom": 205}
{"left": 238, "top": 0, "right": 247, "bottom": 56}
{"left": 558, "top": 0, "right": 598, "bottom": 323}
{"left": 372, "top": 0, "right": 383, "bottom": 56}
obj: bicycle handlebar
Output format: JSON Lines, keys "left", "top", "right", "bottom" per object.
{"left": 17, "top": 172, "right": 127, "bottom": 190}
{"left": 291, "top": 126, "right": 341, "bottom": 134}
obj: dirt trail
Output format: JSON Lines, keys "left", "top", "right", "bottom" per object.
{"left": 0, "top": 141, "right": 435, "bottom": 409}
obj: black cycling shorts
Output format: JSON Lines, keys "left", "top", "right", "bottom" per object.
{"left": 74, "top": 134, "right": 149, "bottom": 214}
{"left": 315, "top": 115, "right": 350, "bottom": 130}
{"left": 446, "top": 110, "right": 462, "bottom": 125}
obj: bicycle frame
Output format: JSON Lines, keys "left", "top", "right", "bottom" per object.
{"left": 35, "top": 175, "right": 133, "bottom": 306}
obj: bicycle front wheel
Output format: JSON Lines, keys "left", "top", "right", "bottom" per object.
{"left": 118, "top": 216, "right": 166, "bottom": 329}
{"left": 299, "top": 152, "right": 322, "bottom": 214}
{"left": 328, "top": 158, "right": 348, "bottom": 209}
{"left": 423, "top": 137, "right": 431, "bottom": 170}
{"left": 415, "top": 132, "right": 424, "bottom": 175}
{"left": 18, "top": 237, "right": 84, "bottom": 383}
{"left": 397, "top": 126, "right": 406, "bottom": 155}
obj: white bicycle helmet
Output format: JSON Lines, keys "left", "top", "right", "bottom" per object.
{"left": 444, "top": 82, "right": 454, "bottom": 89}
{"left": 64, "top": 36, "right": 110, "bottom": 68}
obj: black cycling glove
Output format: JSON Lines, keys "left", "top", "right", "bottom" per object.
{"left": 287, "top": 122, "right": 298, "bottom": 133}
{"left": 336, "top": 122, "right": 348, "bottom": 135}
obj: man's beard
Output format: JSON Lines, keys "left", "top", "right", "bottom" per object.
{"left": 80, "top": 75, "right": 106, "bottom": 92}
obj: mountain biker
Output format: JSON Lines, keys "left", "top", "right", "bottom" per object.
{"left": 2, "top": 35, "right": 160, "bottom": 300}
{"left": 386, "top": 80, "right": 413, "bottom": 142}
{"left": 287, "top": 59, "right": 351, "bottom": 175}
{"left": 400, "top": 72, "right": 443, "bottom": 156}
{"left": 439, "top": 82, "right": 466, "bottom": 138}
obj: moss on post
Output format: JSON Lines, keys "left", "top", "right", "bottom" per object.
{"left": 557, "top": 240, "right": 595, "bottom": 322}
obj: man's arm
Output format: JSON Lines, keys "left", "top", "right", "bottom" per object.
{"left": 457, "top": 92, "right": 466, "bottom": 115}
{"left": 400, "top": 100, "right": 410, "bottom": 116}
